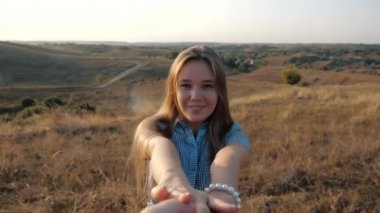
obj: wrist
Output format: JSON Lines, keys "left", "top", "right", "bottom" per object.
{"left": 208, "top": 190, "right": 235, "bottom": 204}
{"left": 159, "top": 169, "right": 191, "bottom": 191}
{"left": 205, "top": 183, "right": 241, "bottom": 209}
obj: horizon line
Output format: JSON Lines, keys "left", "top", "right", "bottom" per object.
{"left": 1, "top": 40, "right": 380, "bottom": 46}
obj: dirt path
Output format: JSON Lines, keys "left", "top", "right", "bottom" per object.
{"left": 0, "top": 62, "right": 143, "bottom": 94}
{"left": 98, "top": 62, "right": 142, "bottom": 88}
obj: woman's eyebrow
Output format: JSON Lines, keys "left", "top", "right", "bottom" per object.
{"left": 179, "top": 79, "right": 214, "bottom": 83}
{"left": 179, "top": 79, "right": 191, "bottom": 83}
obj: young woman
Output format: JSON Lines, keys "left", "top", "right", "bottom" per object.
{"left": 131, "top": 45, "right": 250, "bottom": 212}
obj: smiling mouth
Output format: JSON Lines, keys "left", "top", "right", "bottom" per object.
{"left": 188, "top": 105, "right": 205, "bottom": 110}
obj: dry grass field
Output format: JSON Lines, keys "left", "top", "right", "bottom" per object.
{"left": 1, "top": 42, "right": 380, "bottom": 212}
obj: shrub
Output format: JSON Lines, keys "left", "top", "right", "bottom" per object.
{"left": 282, "top": 66, "right": 301, "bottom": 85}
{"left": 80, "top": 103, "right": 96, "bottom": 113}
{"left": 16, "top": 105, "right": 48, "bottom": 119}
{"left": 21, "top": 98, "right": 36, "bottom": 108}
{"left": 164, "top": 51, "right": 179, "bottom": 59}
{"left": 44, "top": 96, "right": 65, "bottom": 108}
{"left": 238, "top": 61, "right": 251, "bottom": 73}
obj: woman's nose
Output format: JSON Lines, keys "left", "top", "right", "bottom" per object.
{"left": 190, "top": 88, "right": 201, "bottom": 99}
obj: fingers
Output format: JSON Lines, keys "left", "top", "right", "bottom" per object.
{"left": 150, "top": 185, "right": 238, "bottom": 212}
{"left": 178, "top": 192, "right": 192, "bottom": 204}
{"left": 151, "top": 185, "right": 171, "bottom": 201}
{"left": 151, "top": 185, "right": 192, "bottom": 204}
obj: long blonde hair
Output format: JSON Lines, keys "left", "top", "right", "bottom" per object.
{"left": 130, "top": 45, "right": 233, "bottom": 190}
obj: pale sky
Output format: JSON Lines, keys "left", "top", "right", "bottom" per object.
{"left": 1, "top": 0, "right": 379, "bottom": 43}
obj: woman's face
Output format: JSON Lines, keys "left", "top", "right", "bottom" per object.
{"left": 176, "top": 59, "right": 218, "bottom": 130}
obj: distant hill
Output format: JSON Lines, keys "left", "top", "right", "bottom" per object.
{"left": 0, "top": 42, "right": 134, "bottom": 86}
{"left": 1, "top": 41, "right": 380, "bottom": 87}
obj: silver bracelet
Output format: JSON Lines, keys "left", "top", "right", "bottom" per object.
{"left": 205, "top": 183, "right": 241, "bottom": 209}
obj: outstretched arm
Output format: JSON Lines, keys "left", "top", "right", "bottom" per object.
{"left": 147, "top": 136, "right": 211, "bottom": 212}
{"left": 148, "top": 136, "right": 191, "bottom": 194}
{"left": 208, "top": 142, "right": 249, "bottom": 210}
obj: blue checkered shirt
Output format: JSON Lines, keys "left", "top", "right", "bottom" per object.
{"left": 171, "top": 119, "right": 250, "bottom": 190}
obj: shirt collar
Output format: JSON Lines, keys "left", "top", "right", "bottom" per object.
{"left": 174, "top": 117, "right": 209, "bottom": 129}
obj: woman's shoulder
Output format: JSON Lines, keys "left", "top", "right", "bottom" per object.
{"left": 225, "top": 121, "right": 250, "bottom": 147}
{"left": 139, "top": 115, "right": 167, "bottom": 124}
{"left": 228, "top": 121, "right": 244, "bottom": 132}
{"left": 139, "top": 115, "right": 171, "bottom": 132}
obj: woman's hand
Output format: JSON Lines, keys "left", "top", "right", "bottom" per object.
{"left": 151, "top": 184, "right": 238, "bottom": 213}
{"left": 142, "top": 192, "right": 195, "bottom": 213}
{"left": 151, "top": 184, "right": 210, "bottom": 212}
{"left": 207, "top": 191, "right": 238, "bottom": 213}
{"left": 151, "top": 185, "right": 192, "bottom": 204}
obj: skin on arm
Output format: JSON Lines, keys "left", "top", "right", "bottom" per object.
{"left": 148, "top": 135, "right": 192, "bottom": 195}
{"left": 147, "top": 135, "right": 211, "bottom": 212}
{"left": 208, "top": 142, "right": 250, "bottom": 211}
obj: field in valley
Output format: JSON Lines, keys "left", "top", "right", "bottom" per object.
{"left": 0, "top": 42, "right": 379, "bottom": 212}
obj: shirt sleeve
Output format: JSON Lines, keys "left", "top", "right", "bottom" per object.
{"left": 225, "top": 122, "right": 250, "bottom": 149}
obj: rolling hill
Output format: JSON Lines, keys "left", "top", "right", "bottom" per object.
{"left": 0, "top": 42, "right": 135, "bottom": 86}
{"left": 0, "top": 42, "right": 379, "bottom": 212}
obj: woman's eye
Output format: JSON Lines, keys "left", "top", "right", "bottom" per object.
{"left": 180, "top": 84, "right": 191, "bottom": 89}
{"left": 203, "top": 84, "right": 214, "bottom": 89}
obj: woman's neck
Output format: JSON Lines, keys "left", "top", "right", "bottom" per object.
{"left": 190, "top": 125, "right": 199, "bottom": 138}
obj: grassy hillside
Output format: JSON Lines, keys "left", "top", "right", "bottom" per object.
{"left": 1, "top": 74, "right": 380, "bottom": 212}
{"left": 0, "top": 42, "right": 136, "bottom": 86}
{"left": 232, "top": 83, "right": 380, "bottom": 212}
{"left": 0, "top": 42, "right": 380, "bottom": 212}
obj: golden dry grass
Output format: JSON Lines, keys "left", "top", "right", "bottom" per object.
{"left": 230, "top": 83, "right": 380, "bottom": 212}
{"left": 1, "top": 70, "right": 380, "bottom": 212}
